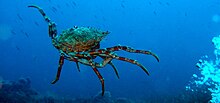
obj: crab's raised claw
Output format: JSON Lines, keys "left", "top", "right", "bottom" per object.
{"left": 28, "top": 5, "right": 51, "bottom": 23}
{"left": 28, "top": 5, "right": 57, "bottom": 38}
{"left": 48, "top": 22, "right": 57, "bottom": 38}
{"left": 51, "top": 55, "right": 65, "bottom": 84}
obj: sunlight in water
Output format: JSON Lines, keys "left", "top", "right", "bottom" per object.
{"left": 186, "top": 35, "right": 220, "bottom": 102}
{"left": 0, "top": 24, "right": 12, "bottom": 41}
{"left": 212, "top": 14, "right": 220, "bottom": 23}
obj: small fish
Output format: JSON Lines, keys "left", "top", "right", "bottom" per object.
{"left": 72, "top": 1, "right": 77, "bottom": 6}
{"left": 153, "top": 11, "right": 157, "bottom": 15}
{"left": 166, "top": 2, "right": 170, "bottom": 6}
{"left": 34, "top": 22, "right": 39, "bottom": 26}
{"left": 158, "top": 1, "right": 163, "bottom": 5}
{"left": 24, "top": 32, "right": 29, "bottom": 38}
{"left": 17, "top": 14, "right": 23, "bottom": 21}
{"left": 21, "top": 30, "right": 29, "bottom": 38}
{"left": 33, "top": 55, "right": 37, "bottom": 62}
{"left": 102, "top": 16, "right": 106, "bottom": 21}
{"left": 184, "top": 12, "right": 188, "bottom": 16}
{"left": 121, "top": 3, "right": 125, "bottom": 8}
{"left": 128, "top": 31, "right": 133, "bottom": 36}
{"left": 70, "top": 1, "right": 77, "bottom": 9}
{"left": 65, "top": 3, "right": 70, "bottom": 7}
{"left": 15, "top": 45, "right": 20, "bottom": 51}
{"left": 51, "top": 7, "right": 57, "bottom": 13}
{"left": 11, "top": 30, "right": 16, "bottom": 35}
{"left": 94, "top": 15, "right": 98, "bottom": 19}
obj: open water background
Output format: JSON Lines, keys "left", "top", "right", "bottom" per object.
{"left": 0, "top": 0, "right": 220, "bottom": 100}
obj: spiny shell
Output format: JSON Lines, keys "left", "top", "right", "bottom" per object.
{"left": 56, "top": 26, "right": 109, "bottom": 52}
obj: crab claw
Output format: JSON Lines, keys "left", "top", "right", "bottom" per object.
{"left": 28, "top": 4, "right": 57, "bottom": 38}
{"left": 28, "top": 5, "right": 51, "bottom": 23}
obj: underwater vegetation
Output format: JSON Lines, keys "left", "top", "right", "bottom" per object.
{"left": 186, "top": 35, "right": 220, "bottom": 103}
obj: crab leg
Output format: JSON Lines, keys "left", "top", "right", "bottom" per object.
{"left": 108, "top": 53, "right": 150, "bottom": 76}
{"left": 108, "top": 61, "right": 120, "bottom": 79}
{"left": 93, "top": 67, "right": 105, "bottom": 96}
{"left": 75, "top": 61, "right": 80, "bottom": 72}
{"left": 89, "top": 46, "right": 159, "bottom": 62}
{"left": 83, "top": 51, "right": 150, "bottom": 75}
{"left": 97, "top": 57, "right": 119, "bottom": 79}
{"left": 28, "top": 5, "right": 57, "bottom": 38}
{"left": 62, "top": 55, "right": 81, "bottom": 72}
{"left": 51, "top": 55, "right": 65, "bottom": 84}
{"left": 64, "top": 55, "right": 116, "bottom": 79}
{"left": 63, "top": 56, "right": 81, "bottom": 72}
{"left": 107, "top": 46, "right": 160, "bottom": 62}
{"left": 99, "top": 55, "right": 120, "bottom": 79}
{"left": 86, "top": 57, "right": 105, "bottom": 96}
{"left": 76, "top": 55, "right": 120, "bottom": 78}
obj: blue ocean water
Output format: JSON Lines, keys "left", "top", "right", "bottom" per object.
{"left": 0, "top": 0, "right": 220, "bottom": 102}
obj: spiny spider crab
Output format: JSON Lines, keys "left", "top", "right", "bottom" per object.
{"left": 28, "top": 5, "right": 159, "bottom": 96}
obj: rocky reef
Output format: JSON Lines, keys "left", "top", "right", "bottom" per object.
{"left": 0, "top": 78, "right": 38, "bottom": 103}
{"left": 0, "top": 78, "right": 133, "bottom": 103}
{"left": 0, "top": 77, "right": 213, "bottom": 103}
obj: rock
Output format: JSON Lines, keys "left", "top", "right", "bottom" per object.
{"left": 92, "top": 91, "right": 114, "bottom": 103}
